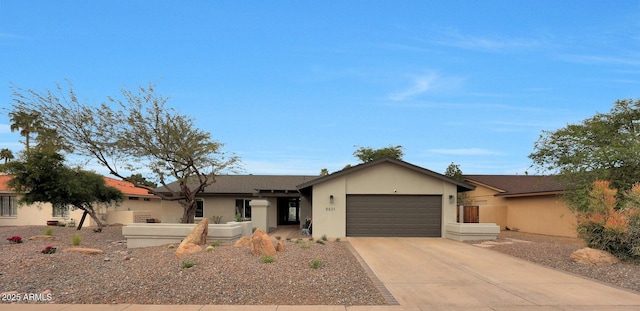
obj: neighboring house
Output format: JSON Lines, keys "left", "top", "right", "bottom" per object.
{"left": 463, "top": 175, "right": 577, "bottom": 237}
{"left": 158, "top": 157, "right": 476, "bottom": 238}
{"left": 0, "top": 174, "right": 161, "bottom": 227}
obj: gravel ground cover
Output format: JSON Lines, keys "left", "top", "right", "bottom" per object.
{"left": 467, "top": 231, "right": 640, "bottom": 293}
{"left": 0, "top": 225, "right": 386, "bottom": 305}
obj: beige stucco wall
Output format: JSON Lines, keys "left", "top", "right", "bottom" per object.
{"left": 466, "top": 183, "right": 577, "bottom": 238}
{"left": 506, "top": 196, "right": 577, "bottom": 238}
{"left": 311, "top": 162, "right": 459, "bottom": 239}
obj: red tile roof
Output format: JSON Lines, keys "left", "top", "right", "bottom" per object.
{"left": 0, "top": 174, "right": 11, "bottom": 192}
{"left": 0, "top": 174, "right": 154, "bottom": 197}
{"left": 464, "top": 175, "right": 564, "bottom": 197}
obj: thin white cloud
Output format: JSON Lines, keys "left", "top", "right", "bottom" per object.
{"left": 388, "top": 74, "right": 437, "bottom": 101}
{"left": 387, "top": 73, "right": 463, "bottom": 102}
{"left": 560, "top": 54, "right": 640, "bottom": 66}
{"left": 430, "top": 29, "right": 541, "bottom": 52}
{"left": 428, "top": 148, "right": 502, "bottom": 156}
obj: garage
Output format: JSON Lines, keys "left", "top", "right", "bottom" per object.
{"left": 346, "top": 194, "right": 442, "bottom": 237}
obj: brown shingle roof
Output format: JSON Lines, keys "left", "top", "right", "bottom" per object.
{"left": 158, "top": 175, "right": 321, "bottom": 195}
{"left": 463, "top": 175, "right": 564, "bottom": 197}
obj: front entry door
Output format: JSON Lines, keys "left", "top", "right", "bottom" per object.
{"left": 277, "top": 197, "right": 300, "bottom": 225}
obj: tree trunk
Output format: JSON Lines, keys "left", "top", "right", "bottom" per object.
{"left": 181, "top": 202, "right": 196, "bottom": 223}
{"left": 87, "top": 210, "right": 105, "bottom": 229}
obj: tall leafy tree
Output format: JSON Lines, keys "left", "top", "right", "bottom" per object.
{"left": 0, "top": 148, "right": 14, "bottom": 164}
{"left": 3, "top": 151, "right": 123, "bottom": 229}
{"left": 10, "top": 82, "right": 239, "bottom": 223}
{"left": 353, "top": 145, "right": 404, "bottom": 163}
{"left": 8, "top": 110, "right": 42, "bottom": 154}
{"left": 444, "top": 162, "right": 470, "bottom": 206}
{"left": 529, "top": 98, "right": 640, "bottom": 211}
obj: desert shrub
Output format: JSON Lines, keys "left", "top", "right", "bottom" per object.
{"left": 44, "top": 227, "right": 54, "bottom": 236}
{"left": 310, "top": 259, "right": 321, "bottom": 269}
{"left": 71, "top": 233, "right": 82, "bottom": 246}
{"left": 210, "top": 240, "right": 222, "bottom": 247}
{"left": 315, "top": 240, "right": 325, "bottom": 245}
{"left": 261, "top": 255, "right": 275, "bottom": 263}
{"left": 576, "top": 180, "right": 640, "bottom": 260}
{"left": 206, "top": 245, "right": 214, "bottom": 252}
{"left": 300, "top": 243, "right": 311, "bottom": 249}
{"left": 168, "top": 244, "right": 175, "bottom": 249}
{"left": 295, "top": 238, "right": 302, "bottom": 244}
{"left": 286, "top": 237, "right": 291, "bottom": 241}
{"left": 181, "top": 260, "right": 195, "bottom": 269}
{"left": 41, "top": 246, "right": 56, "bottom": 254}
{"left": 321, "top": 234, "right": 328, "bottom": 241}
{"left": 6, "top": 236, "right": 23, "bottom": 244}
{"left": 275, "top": 236, "right": 281, "bottom": 240}
{"left": 335, "top": 238, "right": 341, "bottom": 242}
{"left": 209, "top": 215, "right": 223, "bottom": 224}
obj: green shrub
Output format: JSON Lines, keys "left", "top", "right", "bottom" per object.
{"left": 71, "top": 233, "right": 82, "bottom": 246}
{"left": 310, "top": 259, "right": 321, "bottom": 269}
{"left": 44, "top": 227, "right": 54, "bottom": 236}
{"left": 315, "top": 240, "right": 325, "bottom": 245}
{"left": 295, "top": 238, "right": 302, "bottom": 244}
{"left": 261, "top": 255, "right": 275, "bottom": 263}
{"left": 181, "top": 260, "right": 195, "bottom": 269}
{"left": 206, "top": 245, "right": 214, "bottom": 252}
{"left": 210, "top": 240, "right": 222, "bottom": 247}
{"left": 275, "top": 236, "right": 281, "bottom": 240}
{"left": 335, "top": 238, "right": 341, "bottom": 242}
{"left": 286, "top": 237, "right": 291, "bottom": 241}
{"left": 321, "top": 234, "right": 328, "bottom": 241}
{"left": 168, "top": 244, "right": 176, "bottom": 249}
{"left": 300, "top": 243, "right": 311, "bottom": 249}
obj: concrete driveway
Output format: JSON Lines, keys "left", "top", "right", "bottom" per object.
{"left": 348, "top": 237, "right": 640, "bottom": 310}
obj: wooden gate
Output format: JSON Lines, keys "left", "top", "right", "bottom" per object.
{"left": 456, "top": 206, "right": 479, "bottom": 223}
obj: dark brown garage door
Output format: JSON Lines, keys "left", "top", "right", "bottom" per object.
{"left": 346, "top": 194, "right": 442, "bottom": 237}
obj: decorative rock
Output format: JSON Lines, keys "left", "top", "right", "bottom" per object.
{"left": 175, "top": 218, "right": 209, "bottom": 256}
{"left": 234, "top": 236, "right": 251, "bottom": 247}
{"left": 276, "top": 241, "right": 285, "bottom": 252}
{"left": 29, "top": 235, "right": 55, "bottom": 241}
{"left": 570, "top": 247, "right": 620, "bottom": 266}
{"left": 64, "top": 248, "right": 104, "bottom": 255}
{"left": 250, "top": 228, "right": 276, "bottom": 256}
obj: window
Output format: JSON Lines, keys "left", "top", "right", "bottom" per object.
{"left": 53, "top": 203, "right": 70, "bottom": 218}
{"left": 195, "top": 199, "right": 204, "bottom": 218}
{"left": 235, "top": 199, "right": 251, "bottom": 220}
{"left": 0, "top": 196, "right": 17, "bottom": 217}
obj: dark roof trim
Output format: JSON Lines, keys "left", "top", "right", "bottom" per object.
{"left": 297, "top": 157, "right": 475, "bottom": 192}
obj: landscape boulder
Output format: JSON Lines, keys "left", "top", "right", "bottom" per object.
{"left": 175, "top": 218, "right": 209, "bottom": 256}
{"left": 276, "top": 241, "right": 285, "bottom": 252}
{"left": 234, "top": 236, "right": 251, "bottom": 247}
{"left": 64, "top": 248, "right": 104, "bottom": 255}
{"left": 250, "top": 228, "right": 276, "bottom": 256}
{"left": 570, "top": 247, "right": 619, "bottom": 266}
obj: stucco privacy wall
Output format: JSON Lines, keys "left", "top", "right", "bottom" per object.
{"left": 311, "top": 161, "right": 459, "bottom": 238}
{"left": 506, "top": 196, "right": 577, "bottom": 237}
{"left": 467, "top": 183, "right": 577, "bottom": 238}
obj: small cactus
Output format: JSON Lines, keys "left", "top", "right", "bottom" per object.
{"left": 206, "top": 245, "right": 214, "bottom": 252}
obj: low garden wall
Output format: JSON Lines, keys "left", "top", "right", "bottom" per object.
{"left": 445, "top": 222, "right": 500, "bottom": 242}
{"left": 122, "top": 221, "right": 253, "bottom": 248}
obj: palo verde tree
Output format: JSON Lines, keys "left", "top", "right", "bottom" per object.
{"left": 10, "top": 82, "right": 239, "bottom": 223}
{"left": 3, "top": 151, "right": 123, "bottom": 229}
{"left": 529, "top": 98, "right": 640, "bottom": 211}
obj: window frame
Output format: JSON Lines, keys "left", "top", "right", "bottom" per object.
{"left": 0, "top": 196, "right": 17, "bottom": 217}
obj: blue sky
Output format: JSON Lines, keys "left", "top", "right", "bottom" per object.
{"left": 1, "top": 1, "right": 639, "bottom": 176}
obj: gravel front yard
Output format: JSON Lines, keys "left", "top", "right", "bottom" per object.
{"left": 0, "top": 225, "right": 386, "bottom": 305}
{"left": 467, "top": 230, "right": 640, "bottom": 293}
{"left": 2, "top": 225, "right": 638, "bottom": 306}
